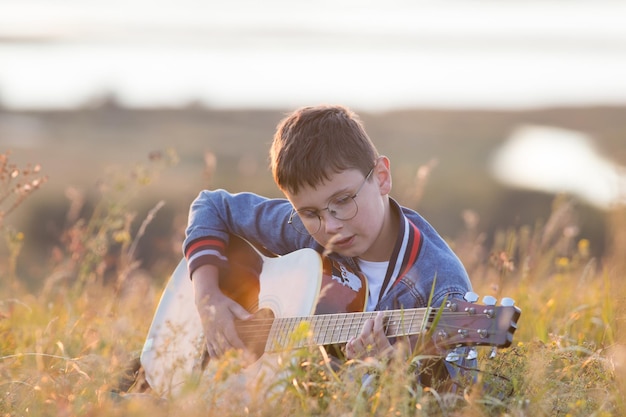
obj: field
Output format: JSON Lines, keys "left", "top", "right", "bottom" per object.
{"left": 1, "top": 105, "right": 626, "bottom": 416}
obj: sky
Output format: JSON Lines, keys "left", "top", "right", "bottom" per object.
{"left": 1, "top": 0, "right": 625, "bottom": 209}
{"left": 1, "top": 0, "right": 626, "bottom": 111}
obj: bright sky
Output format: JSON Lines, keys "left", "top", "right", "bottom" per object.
{"left": 1, "top": 0, "right": 626, "bottom": 110}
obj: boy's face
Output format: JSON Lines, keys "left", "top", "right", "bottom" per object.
{"left": 285, "top": 158, "right": 394, "bottom": 261}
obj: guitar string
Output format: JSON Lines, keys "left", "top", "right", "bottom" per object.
{"left": 232, "top": 311, "right": 497, "bottom": 345}
{"left": 233, "top": 311, "right": 490, "bottom": 333}
{"left": 235, "top": 310, "right": 477, "bottom": 325}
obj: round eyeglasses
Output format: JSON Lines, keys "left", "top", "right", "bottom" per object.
{"left": 287, "top": 166, "right": 375, "bottom": 235}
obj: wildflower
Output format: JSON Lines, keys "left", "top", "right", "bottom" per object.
{"left": 577, "top": 238, "right": 590, "bottom": 257}
{"left": 556, "top": 257, "right": 570, "bottom": 269}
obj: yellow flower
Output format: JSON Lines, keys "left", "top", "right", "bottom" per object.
{"left": 556, "top": 257, "right": 569, "bottom": 268}
{"left": 113, "top": 230, "right": 131, "bottom": 243}
{"left": 578, "top": 239, "right": 590, "bottom": 257}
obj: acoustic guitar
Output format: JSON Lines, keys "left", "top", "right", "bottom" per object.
{"left": 140, "top": 236, "right": 521, "bottom": 396}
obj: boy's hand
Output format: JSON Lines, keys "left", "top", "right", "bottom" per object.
{"left": 192, "top": 264, "right": 252, "bottom": 360}
{"left": 345, "top": 311, "right": 393, "bottom": 359}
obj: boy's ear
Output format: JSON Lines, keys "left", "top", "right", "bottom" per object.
{"left": 375, "top": 156, "right": 392, "bottom": 194}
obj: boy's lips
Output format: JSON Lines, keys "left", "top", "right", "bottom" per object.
{"left": 332, "top": 235, "right": 354, "bottom": 248}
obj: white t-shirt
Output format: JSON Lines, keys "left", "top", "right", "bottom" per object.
{"left": 357, "top": 259, "right": 390, "bottom": 311}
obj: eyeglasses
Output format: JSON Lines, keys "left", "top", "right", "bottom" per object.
{"left": 288, "top": 166, "right": 375, "bottom": 235}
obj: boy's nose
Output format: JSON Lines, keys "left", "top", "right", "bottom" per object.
{"left": 320, "top": 211, "right": 344, "bottom": 234}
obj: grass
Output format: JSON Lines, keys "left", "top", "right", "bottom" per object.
{"left": 1, "top": 153, "right": 625, "bottom": 416}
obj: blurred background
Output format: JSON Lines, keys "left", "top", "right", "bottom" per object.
{"left": 1, "top": 0, "right": 625, "bottom": 286}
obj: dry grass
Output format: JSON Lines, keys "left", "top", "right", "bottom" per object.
{"left": 1, "top": 152, "right": 625, "bottom": 416}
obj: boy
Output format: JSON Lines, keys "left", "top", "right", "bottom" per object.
{"left": 185, "top": 105, "right": 474, "bottom": 384}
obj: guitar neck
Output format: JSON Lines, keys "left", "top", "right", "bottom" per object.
{"left": 266, "top": 308, "right": 431, "bottom": 351}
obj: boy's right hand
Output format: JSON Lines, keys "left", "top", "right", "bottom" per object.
{"left": 192, "top": 264, "right": 252, "bottom": 360}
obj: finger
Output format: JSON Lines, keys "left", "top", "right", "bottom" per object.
{"left": 206, "top": 342, "right": 218, "bottom": 359}
{"left": 372, "top": 312, "right": 388, "bottom": 348}
{"left": 223, "top": 325, "right": 246, "bottom": 351}
{"left": 373, "top": 311, "right": 385, "bottom": 333}
{"left": 360, "top": 318, "right": 375, "bottom": 338}
{"left": 230, "top": 303, "right": 253, "bottom": 321}
{"left": 356, "top": 337, "right": 374, "bottom": 358}
{"left": 203, "top": 325, "right": 231, "bottom": 358}
{"left": 345, "top": 339, "right": 356, "bottom": 358}
{"left": 345, "top": 337, "right": 363, "bottom": 359}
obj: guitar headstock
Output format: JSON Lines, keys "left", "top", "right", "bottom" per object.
{"left": 431, "top": 293, "right": 521, "bottom": 350}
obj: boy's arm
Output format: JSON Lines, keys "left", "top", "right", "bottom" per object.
{"left": 184, "top": 190, "right": 313, "bottom": 359}
{"left": 192, "top": 264, "right": 252, "bottom": 359}
{"left": 185, "top": 189, "right": 307, "bottom": 262}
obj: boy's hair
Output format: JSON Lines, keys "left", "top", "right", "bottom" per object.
{"left": 270, "top": 105, "right": 380, "bottom": 194}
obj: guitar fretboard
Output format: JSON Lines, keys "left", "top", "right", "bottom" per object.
{"left": 266, "top": 308, "right": 432, "bottom": 351}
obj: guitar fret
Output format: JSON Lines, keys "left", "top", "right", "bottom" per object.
{"left": 310, "top": 316, "right": 319, "bottom": 345}
{"left": 394, "top": 311, "right": 406, "bottom": 336}
{"left": 327, "top": 314, "right": 336, "bottom": 345}
{"left": 266, "top": 319, "right": 279, "bottom": 351}
{"left": 343, "top": 314, "right": 354, "bottom": 340}
{"left": 340, "top": 314, "right": 349, "bottom": 342}
{"left": 273, "top": 319, "right": 282, "bottom": 350}
{"left": 321, "top": 315, "right": 330, "bottom": 345}
{"left": 333, "top": 314, "right": 343, "bottom": 344}
{"left": 350, "top": 312, "right": 361, "bottom": 341}
{"left": 338, "top": 313, "right": 348, "bottom": 344}
{"left": 316, "top": 315, "right": 327, "bottom": 345}
{"left": 265, "top": 321, "right": 274, "bottom": 351}
{"left": 292, "top": 316, "right": 303, "bottom": 348}
{"left": 277, "top": 317, "right": 293, "bottom": 349}
{"left": 335, "top": 314, "right": 343, "bottom": 344}
{"left": 313, "top": 315, "right": 327, "bottom": 345}
{"left": 330, "top": 315, "right": 339, "bottom": 343}
{"left": 280, "top": 318, "right": 290, "bottom": 349}
{"left": 386, "top": 313, "right": 396, "bottom": 336}
{"left": 312, "top": 315, "right": 321, "bottom": 345}
{"left": 346, "top": 313, "right": 355, "bottom": 342}
{"left": 323, "top": 313, "right": 336, "bottom": 345}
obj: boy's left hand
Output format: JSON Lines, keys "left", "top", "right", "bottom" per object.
{"left": 345, "top": 311, "right": 392, "bottom": 359}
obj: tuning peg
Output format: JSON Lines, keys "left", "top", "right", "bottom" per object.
{"left": 466, "top": 348, "right": 478, "bottom": 360}
{"left": 445, "top": 350, "right": 461, "bottom": 362}
{"left": 463, "top": 291, "right": 479, "bottom": 303}
{"left": 500, "top": 297, "right": 515, "bottom": 307}
{"left": 483, "top": 295, "right": 497, "bottom": 306}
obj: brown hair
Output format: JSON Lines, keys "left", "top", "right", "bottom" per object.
{"left": 270, "top": 105, "right": 379, "bottom": 194}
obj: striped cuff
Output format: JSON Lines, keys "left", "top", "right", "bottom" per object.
{"left": 184, "top": 236, "right": 229, "bottom": 278}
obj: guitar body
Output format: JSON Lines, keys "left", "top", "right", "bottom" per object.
{"left": 140, "top": 236, "right": 367, "bottom": 396}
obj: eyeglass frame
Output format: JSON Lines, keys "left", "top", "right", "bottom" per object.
{"left": 287, "top": 164, "right": 376, "bottom": 235}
